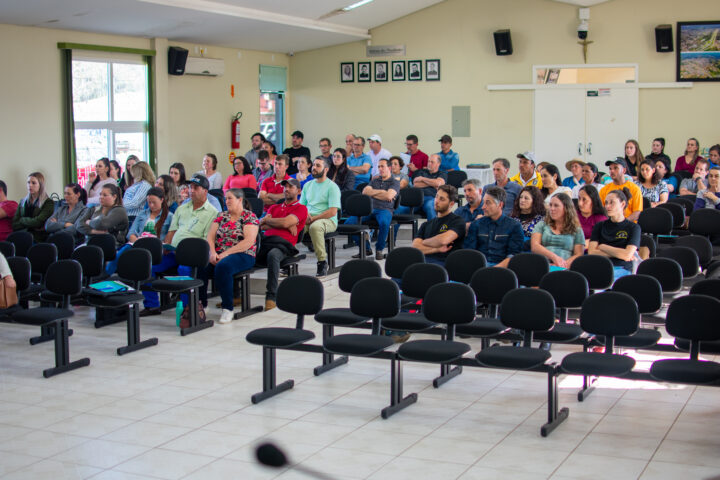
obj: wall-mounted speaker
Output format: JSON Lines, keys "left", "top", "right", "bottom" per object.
{"left": 493, "top": 29, "right": 513, "bottom": 56}
{"left": 655, "top": 25, "right": 673, "bottom": 53}
{"left": 168, "top": 46, "right": 189, "bottom": 75}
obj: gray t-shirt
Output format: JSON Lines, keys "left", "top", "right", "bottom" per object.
{"left": 680, "top": 177, "right": 704, "bottom": 194}
{"left": 367, "top": 176, "right": 400, "bottom": 211}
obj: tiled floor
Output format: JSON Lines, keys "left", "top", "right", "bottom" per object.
{"left": 1, "top": 240, "right": 719, "bottom": 480}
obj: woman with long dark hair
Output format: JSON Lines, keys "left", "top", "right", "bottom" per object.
{"left": 653, "top": 156, "right": 676, "bottom": 196}
{"left": 635, "top": 159, "right": 668, "bottom": 207}
{"left": 109, "top": 160, "right": 122, "bottom": 186}
{"left": 119, "top": 155, "right": 138, "bottom": 193}
{"left": 576, "top": 184, "right": 606, "bottom": 247}
{"left": 45, "top": 183, "right": 87, "bottom": 240}
{"left": 12, "top": 171, "right": 54, "bottom": 241}
{"left": 624, "top": 139, "right": 644, "bottom": 178}
{"left": 645, "top": 137, "right": 671, "bottom": 165}
{"left": 531, "top": 193, "right": 584, "bottom": 268}
{"left": 328, "top": 148, "right": 355, "bottom": 191}
{"left": 76, "top": 183, "right": 129, "bottom": 247}
{"left": 510, "top": 185, "right": 546, "bottom": 241}
{"left": 223, "top": 156, "right": 257, "bottom": 191}
{"left": 540, "top": 164, "right": 571, "bottom": 204}
{"left": 127, "top": 187, "right": 173, "bottom": 243}
{"left": 169, "top": 162, "right": 189, "bottom": 202}
{"left": 155, "top": 174, "right": 179, "bottom": 212}
{"left": 86, "top": 157, "right": 116, "bottom": 205}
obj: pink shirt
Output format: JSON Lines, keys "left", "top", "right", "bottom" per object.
{"left": 675, "top": 155, "right": 705, "bottom": 174}
{"left": 223, "top": 174, "right": 257, "bottom": 192}
{"left": 577, "top": 211, "right": 607, "bottom": 241}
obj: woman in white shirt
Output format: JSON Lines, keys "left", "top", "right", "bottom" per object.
{"left": 196, "top": 153, "right": 223, "bottom": 190}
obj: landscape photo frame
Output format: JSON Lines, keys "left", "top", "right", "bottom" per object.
{"left": 677, "top": 21, "right": 720, "bottom": 81}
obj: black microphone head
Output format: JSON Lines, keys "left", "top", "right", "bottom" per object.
{"left": 256, "top": 442, "right": 288, "bottom": 468}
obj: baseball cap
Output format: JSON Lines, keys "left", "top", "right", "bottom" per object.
{"left": 291, "top": 130, "right": 304, "bottom": 139}
{"left": 517, "top": 151, "right": 537, "bottom": 164}
{"left": 605, "top": 157, "right": 628, "bottom": 169}
{"left": 439, "top": 134, "right": 452, "bottom": 143}
{"left": 368, "top": 134, "right": 382, "bottom": 143}
{"left": 187, "top": 174, "right": 210, "bottom": 190}
{"left": 280, "top": 178, "right": 301, "bottom": 189}
{"left": 565, "top": 158, "right": 586, "bottom": 170}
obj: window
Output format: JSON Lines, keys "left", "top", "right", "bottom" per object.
{"left": 259, "top": 65, "right": 286, "bottom": 152}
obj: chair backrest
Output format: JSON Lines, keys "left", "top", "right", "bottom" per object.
{"left": 446, "top": 170, "right": 468, "bottom": 189}
{"left": 675, "top": 235, "right": 713, "bottom": 268}
{"left": 175, "top": 237, "right": 210, "bottom": 272}
{"left": 355, "top": 182, "right": 369, "bottom": 192}
{"left": 469, "top": 267, "right": 518, "bottom": 307}
{"left": 667, "top": 197, "right": 694, "bottom": 216}
{"left": 569, "top": 254, "right": 614, "bottom": 291}
{"left": 71, "top": 245, "right": 105, "bottom": 284}
{"left": 612, "top": 274, "right": 662, "bottom": 315}
{"left": 133, "top": 236, "right": 164, "bottom": 265}
{"left": 666, "top": 294, "right": 720, "bottom": 346}
{"left": 507, "top": 253, "right": 549, "bottom": 287}
{"left": 640, "top": 234, "right": 656, "bottom": 258}
{"left": 248, "top": 197, "right": 264, "bottom": 218}
{"left": 423, "top": 283, "right": 476, "bottom": 327}
{"left": 384, "top": 247, "right": 424, "bottom": 279}
{"left": 7, "top": 256, "right": 31, "bottom": 292}
{"left": 6, "top": 231, "right": 33, "bottom": 257}
{"left": 399, "top": 187, "right": 424, "bottom": 208}
{"left": 208, "top": 189, "right": 226, "bottom": 211}
{"left": 656, "top": 202, "right": 685, "bottom": 228}
{"left": 636, "top": 257, "right": 683, "bottom": 293}
{"left": 344, "top": 194, "right": 373, "bottom": 218}
{"left": 27, "top": 243, "right": 58, "bottom": 279}
{"left": 499, "top": 288, "right": 555, "bottom": 332}
{"left": 0, "top": 241, "right": 15, "bottom": 258}
{"left": 87, "top": 233, "right": 117, "bottom": 261}
{"left": 401, "top": 263, "right": 448, "bottom": 299}
{"left": 580, "top": 291, "right": 639, "bottom": 338}
{"left": 338, "top": 259, "right": 382, "bottom": 293}
{"left": 117, "top": 248, "right": 152, "bottom": 285}
{"left": 340, "top": 189, "right": 361, "bottom": 215}
{"left": 690, "top": 279, "right": 720, "bottom": 300}
{"left": 638, "top": 208, "right": 673, "bottom": 236}
{"left": 657, "top": 246, "right": 699, "bottom": 279}
{"left": 539, "top": 270, "right": 588, "bottom": 309}
{"left": 673, "top": 170, "right": 692, "bottom": 181}
{"left": 277, "top": 275, "right": 324, "bottom": 318}
{"left": 444, "top": 249, "right": 487, "bottom": 284}
{"left": 350, "top": 277, "right": 400, "bottom": 321}
{"left": 47, "top": 231, "right": 75, "bottom": 260}
{"left": 45, "top": 259, "right": 83, "bottom": 296}
{"left": 242, "top": 187, "right": 258, "bottom": 199}
{"left": 688, "top": 208, "right": 720, "bottom": 236}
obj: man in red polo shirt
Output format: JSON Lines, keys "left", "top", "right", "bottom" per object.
{"left": 258, "top": 178, "right": 308, "bottom": 311}
{"left": 405, "top": 134, "right": 429, "bottom": 177}
{"left": 259, "top": 154, "right": 290, "bottom": 211}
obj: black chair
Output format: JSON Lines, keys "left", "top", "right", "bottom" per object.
{"left": 86, "top": 248, "right": 158, "bottom": 355}
{"left": 444, "top": 249, "right": 487, "bottom": 284}
{"left": 507, "top": 253, "right": 549, "bottom": 287}
{"left": 637, "top": 257, "right": 683, "bottom": 298}
{"left": 670, "top": 280, "right": 720, "bottom": 354}
{"left": 384, "top": 247, "right": 425, "bottom": 307}
{"left": 668, "top": 196, "right": 694, "bottom": 217}
{"left": 640, "top": 234, "right": 656, "bottom": 258}
{"left": 688, "top": 208, "right": 720, "bottom": 256}
{"left": 656, "top": 202, "right": 685, "bottom": 230}
{"left": 561, "top": 292, "right": 639, "bottom": 400}
{"left": 569, "top": 254, "right": 614, "bottom": 292}
{"left": 10, "top": 260, "right": 90, "bottom": 377}
{"left": 6, "top": 231, "right": 33, "bottom": 257}
{"left": 150, "top": 238, "right": 212, "bottom": 335}
{"left": 0, "top": 241, "right": 15, "bottom": 258}
{"left": 456, "top": 267, "right": 516, "bottom": 344}
{"left": 355, "top": 182, "right": 369, "bottom": 192}
{"left": 657, "top": 246, "right": 699, "bottom": 281}
{"left": 337, "top": 195, "right": 372, "bottom": 259}
{"left": 313, "top": 260, "right": 382, "bottom": 375}
{"left": 650, "top": 295, "right": 720, "bottom": 385}
{"left": 381, "top": 263, "right": 447, "bottom": 335}
{"left": 248, "top": 197, "right": 264, "bottom": 218}
{"left": 476, "top": 288, "right": 568, "bottom": 436}
{"left": 605, "top": 274, "right": 662, "bottom": 348}
{"left": 674, "top": 235, "right": 713, "bottom": 271}
{"left": 27, "top": 243, "right": 58, "bottom": 286}
{"left": 534, "top": 270, "right": 587, "bottom": 344}
{"left": 242, "top": 188, "right": 258, "bottom": 199}
{"left": 641, "top": 196, "right": 651, "bottom": 210}
{"left": 87, "top": 233, "right": 117, "bottom": 268}
{"left": 246, "top": 275, "right": 324, "bottom": 404}
{"left": 638, "top": 208, "right": 672, "bottom": 242}
{"left": 446, "top": 170, "right": 468, "bottom": 205}
{"left": 1, "top": 257, "right": 27, "bottom": 317}
{"left": 392, "top": 187, "right": 424, "bottom": 238}
{"left": 47, "top": 231, "right": 75, "bottom": 260}
{"left": 71, "top": 245, "right": 105, "bottom": 287}
{"left": 133, "top": 237, "right": 164, "bottom": 266}
{"left": 340, "top": 189, "right": 361, "bottom": 216}
{"left": 208, "top": 189, "right": 226, "bottom": 210}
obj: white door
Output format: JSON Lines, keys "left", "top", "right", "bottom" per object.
{"left": 533, "top": 89, "right": 586, "bottom": 173}
{"left": 585, "top": 88, "right": 639, "bottom": 166}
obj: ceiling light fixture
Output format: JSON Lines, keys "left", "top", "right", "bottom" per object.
{"left": 342, "top": 0, "right": 374, "bottom": 12}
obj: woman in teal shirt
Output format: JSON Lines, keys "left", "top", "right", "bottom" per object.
{"left": 530, "top": 192, "right": 584, "bottom": 268}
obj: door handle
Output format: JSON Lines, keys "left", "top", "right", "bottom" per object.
{"left": 586, "top": 142, "right": 592, "bottom": 155}
{"left": 578, "top": 143, "right": 583, "bottom": 155}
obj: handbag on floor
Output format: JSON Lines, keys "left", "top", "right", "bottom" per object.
{"left": 0, "top": 277, "right": 18, "bottom": 309}
{"left": 179, "top": 300, "right": 207, "bottom": 329}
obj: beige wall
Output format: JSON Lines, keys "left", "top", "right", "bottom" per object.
{"left": 289, "top": 0, "right": 720, "bottom": 176}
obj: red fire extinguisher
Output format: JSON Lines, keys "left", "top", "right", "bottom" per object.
{"left": 231, "top": 112, "right": 242, "bottom": 149}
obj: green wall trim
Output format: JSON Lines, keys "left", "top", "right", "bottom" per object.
{"left": 57, "top": 42, "right": 156, "bottom": 56}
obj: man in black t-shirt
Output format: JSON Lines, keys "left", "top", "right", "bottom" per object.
{"left": 282, "top": 130, "right": 311, "bottom": 176}
{"left": 412, "top": 185, "right": 465, "bottom": 265}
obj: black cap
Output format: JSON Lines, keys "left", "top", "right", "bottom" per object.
{"left": 439, "top": 134, "right": 452, "bottom": 143}
{"left": 187, "top": 174, "right": 210, "bottom": 190}
{"left": 605, "top": 157, "right": 627, "bottom": 169}
{"left": 280, "top": 178, "right": 301, "bottom": 189}
{"left": 291, "top": 130, "right": 304, "bottom": 139}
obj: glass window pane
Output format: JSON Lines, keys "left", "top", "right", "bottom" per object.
{"left": 75, "top": 129, "right": 109, "bottom": 187}
{"left": 113, "top": 63, "right": 147, "bottom": 121}
{"left": 114, "top": 132, "right": 146, "bottom": 162}
{"left": 260, "top": 93, "right": 277, "bottom": 145}
{"left": 72, "top": 61, "right": 109, "bottom": 121}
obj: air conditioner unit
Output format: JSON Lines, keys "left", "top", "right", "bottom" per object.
{"left": 184, "top": 56, "right": 225, "bottom": 76}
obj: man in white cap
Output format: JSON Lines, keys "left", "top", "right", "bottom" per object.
{"left": 510, "top": 151, "right": 543, "bottom": 188}
{"left": 367, "top": 134, "right": 392, "bottom": 177}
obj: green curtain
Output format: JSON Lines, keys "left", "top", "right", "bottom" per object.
{"left": 145, "top": 55, "right": 156, "bottom": 171}
{"left": 61, "top": 49, "right": 77, "bottom": 184}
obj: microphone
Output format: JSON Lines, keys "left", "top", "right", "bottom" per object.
{"left": 255, "top": 442, "right": 337, "bottom": 480}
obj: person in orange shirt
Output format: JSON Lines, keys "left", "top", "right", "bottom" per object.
{"left": 599, "top": 158, "right": 643, "bottom": 222}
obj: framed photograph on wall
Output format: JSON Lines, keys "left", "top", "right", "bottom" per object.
{"left": 677, "top": 21, "right": 720, "bottom": 81}
{"left": 391, "top": 61, "right": 405, "bottom": 81}
{"left": 425, "top": 59, "right": 440, "bottom": 81}
{"left": 340, "top": 62, "right": 354, "bottom": 82}
{"left": 408, "top": 60, "right": 422, "bottom": 81}
{"left": 358, "top": 62, "right": 371, "bottom": 82}
{"left": 374, "top": 61, "right": 388, "bottom": 82}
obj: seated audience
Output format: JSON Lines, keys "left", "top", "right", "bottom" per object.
{"left": 291, "top": 156, "right": 313, "bottom": 190}
{"left": 708, "top": 144, "right": 720, "bottom": 169}
{"left": 456, "top": 179, "right": 483, "bottom": 229}
{"left": 108, "top": 160, "right": 122, "bottom": 188}
{"left": 389, "top": 156, "right": 410, "bottom": 189}
{"left": 510, "top": 185, "right": 546, "bottom": 241}
{"left": 0, "top": 180, "right": 19, "bottom": 241}
{"left": 678, "top": 158, "right": 709, "bottom": 195}
{"left": 127, "top": 187, "right": 173, "bottom": 243}
{"left": 412, "top": 185, "right": 465, "bottom": 265}
{"left": 347, "top": 136, "right": 372, "bottom": 188}
{"left": 401, "top": 154, "right": 447, "bottom": 220}
{"left": 588, "top": 187, "right": 641, "bottom": 279}
{"left": 181, "top": 174, "right": 222, "bottom": 212}
{"left": 245, "top": 132, "right": 265, "bottom": 167}
{"left": 283, "top": 130, "right": 311, "bottom": 175}
{"left": 563, "top": 159, "right": 585, "bottom": 189}
{"left": 511, "top": 152, "right": 542, "bottom": 188}
{"left": 318, "top": 137, "right": 333, "bottom": 165}
{"left": 196, "top": 153, "right": 223, "bottom": 190}
{"left": 571, "top": 162, "right": 602, "bottom": 198}
{"left": 253, "top": 150, "right": 275, "bottom": 188}
{"left": 223, "top": 156, "right": 257, "bottom": 192}
{"left": 540, "top": 164, "right": 572, "bottom": 204}
{"left": 367, "top": 134, "right": 392, "bottom": 176}
{"left": 437, "top": 134, "right": 460, "bottom": 171}
{"left": 260, "top": 155, "right": 291, "bottom": 212}
{"left": 76, "top": 184, "right": 129, "bottom": 246}
{"left": 599, "top": 158, "right": 643, "bottom": 222}
{"left": 624, "top": 139, "right": 644, "bottom": 178}
{"left": 123, "top": 161, "right": 154, "bottom": 222}
{"left": 155, "top": 174, "right": 179, "bottom": 212}
{"left": 86, "top": 158, "right": 116, "bottom": 206}
{"left": 576, "top": 185, "right": 607, "bottom": 247}
{"left": 12, "top": 172, "right": 54, "bottom": 242}
{"left": 45, "top": 183, "right": 87, "bottom": 240}
{"left": 119, "top": 155, "right": 137, "bottom": 194}
{"left": 645, "top": 137, "right": 672, "bottom": 166}
{"left": 694, "top": 166, "right": 720, "bottom": 210}
{"left": 258, "top": 179, "right": 308, "bottom": 311}
{"left": 531, "top": 193, "right": 584, "bottom": 268}
{"left": 484, "top": 158, "right": 522, "bottom": 216}
{"left": 262, "top": 140, "right": 278, "bottom": 167}
{"left": 328, "top": 148, "right": 356, "bottom": 192}
{"left": 653, "top": 156, "right": 677, "bottom": 196}
{"left": 199, "top": 188, "right": 258, "bottom": 325}
{"left": 635, "top": 160, "right": 669, "bottom": 207}
{"left": 405, "top": 134, "right": 429, "bottom": 177}
{"left": 675, "top": 137, "right": 704, "bottom": 174}
{"left": 169, "top": 162, "right": 189, "bottom": 202}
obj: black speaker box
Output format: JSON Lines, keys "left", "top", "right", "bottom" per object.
{"left": 655, "top": 25, "right": 673, "bottom": 53}
{"left": 494, "top": 29, "right": 513, "bottom": 56}
{"left": 168, "top": 46, "right": 189, "bottom": 75}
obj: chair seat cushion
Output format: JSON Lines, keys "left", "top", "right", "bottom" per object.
{"left": 324, "top": 334, "right": 394, "bottom": 356}
{"left": 392, "top": 214, "right": 420, "bottom": 222}
{"left": 534, "top": 323, "right": 584, "bottom": 343}
{"left": 398, "top": 340, "right": 470, "bottom": 363}
{"left": 13, "top": 308, "right": 74, "bottom": 326}
{"left": 381, "top": 312, "right": 435, "bottom": 332}
{"left": 151, "top": 278, "right": 204, "bottom": 292}
{"left": 456, "top": 317, "right": 508, "bottom": 337}
{"left": 614, "top": 328, "right": 662, "bottom": 348}
{"left": 561, "top": 352, "right": 636, "bottom": 376}
{"left": 476, "top": 346, "right": 551, "bottom": 370}
{"left": 19, "top": 284, "right": 44, "bottom": 301}
{"left": 674, "top": 338, "right": 720, "bottom": 354}
{"left": 86, "top": 293, "right": 146, "bottom": 308}
{"left": 246, "top": 328, "right": 315, "bottom": 348}
{"left": 337, "top": 225, "right": 368, "bottom": 234}
{"left": 315, "top": 308, "right": 369, "bottom": 326}
{"left": 650, "top": 359, "right": 720, "bottom": 384}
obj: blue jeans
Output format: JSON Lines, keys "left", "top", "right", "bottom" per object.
{"left": 142, "top": 251, "right": 191, "bottom": 308}
{"left": 345, "top": 208, "right": 393, "bottom": 251}
{"left": 613, "top": 266, "right": 632, "bottom": 282}
{"left": 198, "top": 253, "right": 256, "bottom": 311}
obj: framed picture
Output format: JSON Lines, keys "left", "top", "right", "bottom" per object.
{"left": 358, "top": 62, "right": 371, "bottom": 82}
{"left": 340, "top": 62, "right": 354, "bottom": 83}
{"left": 545, "top": 68, "right": 560, "bottom": 84}
{"left": 408, "top": 60, "right": 422, "bottom": 81}
{"left": 374, "top": 61, "right": 388, "bottom": 82}
{"left": 677, "top": 21, "right": 720, "bottom": 81}
{"left": 391, "top": 61, "right": 405, "bottom": 81}
{"left": 425, "top": 59, "right": 440, "bottom": 81}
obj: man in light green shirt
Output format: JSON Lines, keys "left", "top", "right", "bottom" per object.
{"left": 300, "top": 157, "right": 341, "bottom": 276}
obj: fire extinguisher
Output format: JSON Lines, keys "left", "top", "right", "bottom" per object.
{"left": 231, "top": 112, "right": 242, "bottom": 149}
